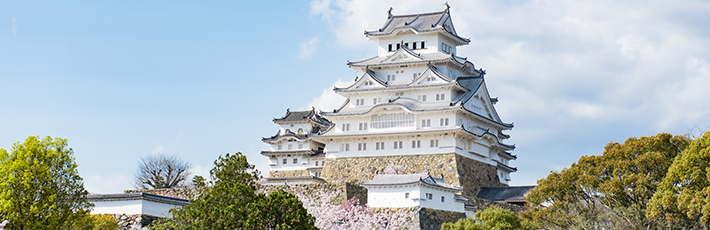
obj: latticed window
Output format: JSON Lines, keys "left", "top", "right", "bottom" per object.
{"left": 370, "top": 113, "right": 415, "bottom": 129}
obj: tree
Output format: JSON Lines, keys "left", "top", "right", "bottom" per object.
{"left": 134, "top": 153, "right": 191, "bottom": 189}
{"left": 150, "top": 152, "right": 317, "bottom": 230}
{"left": 0, "top": 136, "right": 93, "bottom": 229}
{"left": 441, "top": 206, "right": 537, "bottom": 230}
{"left": 647, "top": 131, "right": 710, "bottom": 228}
{"left": 522, "top": 133, "right": 690, "bottom": 229}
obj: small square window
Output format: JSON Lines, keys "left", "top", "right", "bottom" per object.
{"left": 441, "top": 196, "right": 445, "bottom": 202}
{"left": 405, "top": 192, "right": 410, "bottom": 198}
{"left": 283, "top": 158, "right": 287, "bottom": 164}
{"left": 315, "top": 161, "right": 319, "bottom": 166}
{"left": 293, "top": 158, "right": 298, "bottom": 164}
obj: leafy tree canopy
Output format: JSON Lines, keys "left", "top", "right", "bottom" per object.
{"left": 441, "top": 206, "right": 537, "bottom": 230}
{"left": 0, "top": 136, "right": 92, "bottom": 229}
{"left": 522, "top": 133, "right": 689, "bottom": 229}
{"left": 648, "top": 131, "right": 710, "bottom": 228}
{"left": 150, "top": 152, "right": 316, "bottom": 230}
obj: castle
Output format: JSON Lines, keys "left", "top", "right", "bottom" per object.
{"left": 262, "top": 5, "right": 517, "bottom": 199}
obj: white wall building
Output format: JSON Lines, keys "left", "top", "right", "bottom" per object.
{"left": 361, "top": 172, "right": 467, "bottom": 213}
{"left": 262, "top": 5, "right": 516, "bottom": 193}
{"left": 88, "top": 192, "right": 190, "bottom": 217}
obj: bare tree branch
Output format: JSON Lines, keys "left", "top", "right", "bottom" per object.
{"left": 134, "top": 153, "right": 191, "bottom": 189}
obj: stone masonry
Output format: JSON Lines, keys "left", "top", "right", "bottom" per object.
{"left": 321, "top": 153, "right": 505, "bottom": 197}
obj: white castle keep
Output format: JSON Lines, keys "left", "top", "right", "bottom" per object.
{"left": 261, "top": 5, "right": 518, "bottom": 200}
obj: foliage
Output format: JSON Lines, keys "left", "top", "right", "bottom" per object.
{"left": 441, "top": 206, "right": 537, "bottom": 230}
{"left": 149, "top": 152, "right": 316, "bottom": 230}
{"left": 134, "top": 153, "right": 191, "bottom": 189}
{"left": 0, "top": 136, "right": 92, "bottom": 229}
{"left": 522, "top": 133, "right": 689, "bottom": 229}
{"left": 296, "top": 189, "right": 417, "bottom": 229}
{"left": 70, "top": 214, "right": 118, "bottom": 230}
{"left": 647, "top": 131, "right": 710, "bottom": 228}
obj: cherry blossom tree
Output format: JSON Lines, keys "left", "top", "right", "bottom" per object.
{"left": 294, "top": 188, "right": 418, "bottom": 229}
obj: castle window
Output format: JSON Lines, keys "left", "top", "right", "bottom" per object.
{"left": 322, "top": 160, "right": 325, "bottom": 166}
{"left": 298, "top": 128, "right": 304, "bottom": 134}
{"left": 404, "top": 42, "right": 409, "bottom": 48}
{"left": 298, "top": 143, "right": 303, "bottom": 149}
{"left": 405, "top": 192, "right": 410, "bottom": 198}
{"left": 315, "top": 161, "right": 319, "bottom": 166}
{"left": 418, "top": 95, "right": 427, "bottom": 101}
{"left": 358, "top": 143, "right": 367, "bottom": 151}
{"left": 421, "top": 41, "right": 425, "bottom": 49}
{"left": 278, "top": 144, "right": 283, "bottom": 150}
{"left": 441, "top": 196, "right": 445, "bottom": 202}
{"left": 440, "top": 118, "right": 449, "bottom": 126}
{"left": 388, "top": 44, "right": 393, "bottom": 52}
{"left": 426, "top": 193, "right": 433, "bottom": 200}
{"left": 436, "top": 94, "right": 445, "bottom": 101}
{"left": 370, "top": 113, "right": 415, "bottom": 129}
{"left": 293, "top": 158, "right": 298, "bottom": 164}
{"left": 359, "top": 123, "right": 368, "bottom": 131}
{"left": 413, "top": 42, "right": 417, "bottom": 49}
{"left": 393, "top": 141, "right": 403, "bottom": 149}
{"left": 395, "top": 92, "right": 404, "bottom": 96}
{"left": 283, "top": 158, "right": 287, "bottom": 164}
{"left": 315, "top": 172, "right": 321, "bottom": 177}
{"left": 376, "top": 142, "right": 385, "bottom": 150}
{"left": 341, "top": 143, "right": 350, "bottom": 151}
{"left": 342, "top": 124, "right": 350, "bottom": 131}
{"left": 396, "top": 43, "right": 400, "bottom": 50}
{"left": 387, "top": 74, "right": 396, "bottom": 81}
{"left": 412, "top": 140, "right": 421, "bottom": 148}
{"left": 421, "top": 119, "right": 431, "bottom": 127}
{"left": 373, "top": 98, "right": 377, "bottom": 104}
{"left": 430, "top": 139, "right": 439, "bottom": 147}
{"left": 288, "top": 144, "right": 293, "bottom": 150}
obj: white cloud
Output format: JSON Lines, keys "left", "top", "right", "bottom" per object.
{"left": 298, "top": 36, "right": 320, "bottom": 59}
{"left": 151, "top": 143, "right": 163, "bottom": 154}
{"left": 84, "top": 173, "right": 132, "bottom": 194}
{"left": 303, "top": 79, "right": 352, "bottom": 111}
{"left": 190, "top": 164, "right": 211, "bottom": 180}
{"left": 310, "top": 0, "right": 710, "bottom": 185}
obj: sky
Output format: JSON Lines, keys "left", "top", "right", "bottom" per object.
{"left": 1, "top": 0, "right": 709, "bottom": 194}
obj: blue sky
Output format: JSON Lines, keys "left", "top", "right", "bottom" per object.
{"left": 2, "top": 0, "right": 709, "bottom": 193}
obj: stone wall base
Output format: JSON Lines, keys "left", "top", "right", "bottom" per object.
{"left": 109, "top": 214, "right": 161, "bottom": 230}
{"left": 270, "top": 169, "right": 311, "bottom": 177}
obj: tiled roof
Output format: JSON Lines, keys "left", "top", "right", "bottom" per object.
{"left": 476, "top": 186, "right": 535, "bottom": 202}
{"left": 260, "top": 149, "right": 317, "bottom": 156}
{"left": 261, "top": 130, "right": 310, "bottom": 142}
{"left": 87, "top": 192, "right": 190, "bottom": 206}
{"left": 364, "top": 7, "right": 469, "bottom": 44}
{"left": 347, "top": 49, "right": 473, "bottom": 70}
{"left": 361, "top": 172, "right": 461, "bottom": 191}
{"left": 273, "top": 108, "right": 332, "bottom": 127}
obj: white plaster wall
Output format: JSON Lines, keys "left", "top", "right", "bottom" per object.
{"left": 91, "top": 200, "right": 142, "bottom": 215}
{"left": 375, "top": 33, "right": 439, "bottom": 56}
{"left": 141, "top": 200, "right": 181, "bottom": 217}
{"left": 418, "top": 186, "right": 464, "bottom": 212}
{"left": 367, "top": 186, "right": 420, "bottom": 208}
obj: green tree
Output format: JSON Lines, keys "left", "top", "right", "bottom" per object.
{"left": 0, "top": 136, "right": 93, "bottom": 229}
{"left": 441, "top": 206, "right": 537, "bottom": 230}
{"left": 150, "top": 152, "right": 316, "bottom": 230}
{"left": 647, "top": 131, "right": 710, "bottom": 228}
{"left": 522, "top": 133, "right": 689, "bottom": 229}
{"left": 70, "top": 214, "right": 119, "bottom": 230}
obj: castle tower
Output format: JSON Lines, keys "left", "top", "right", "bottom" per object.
{"left": 314, "top": 6, "right": 516, "bottom": 197}
{"left": 260, "top": 108, "right": 333, "bottom": 184}
{"left": 261, "top": 6, "right": 516, "bottom": 197}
